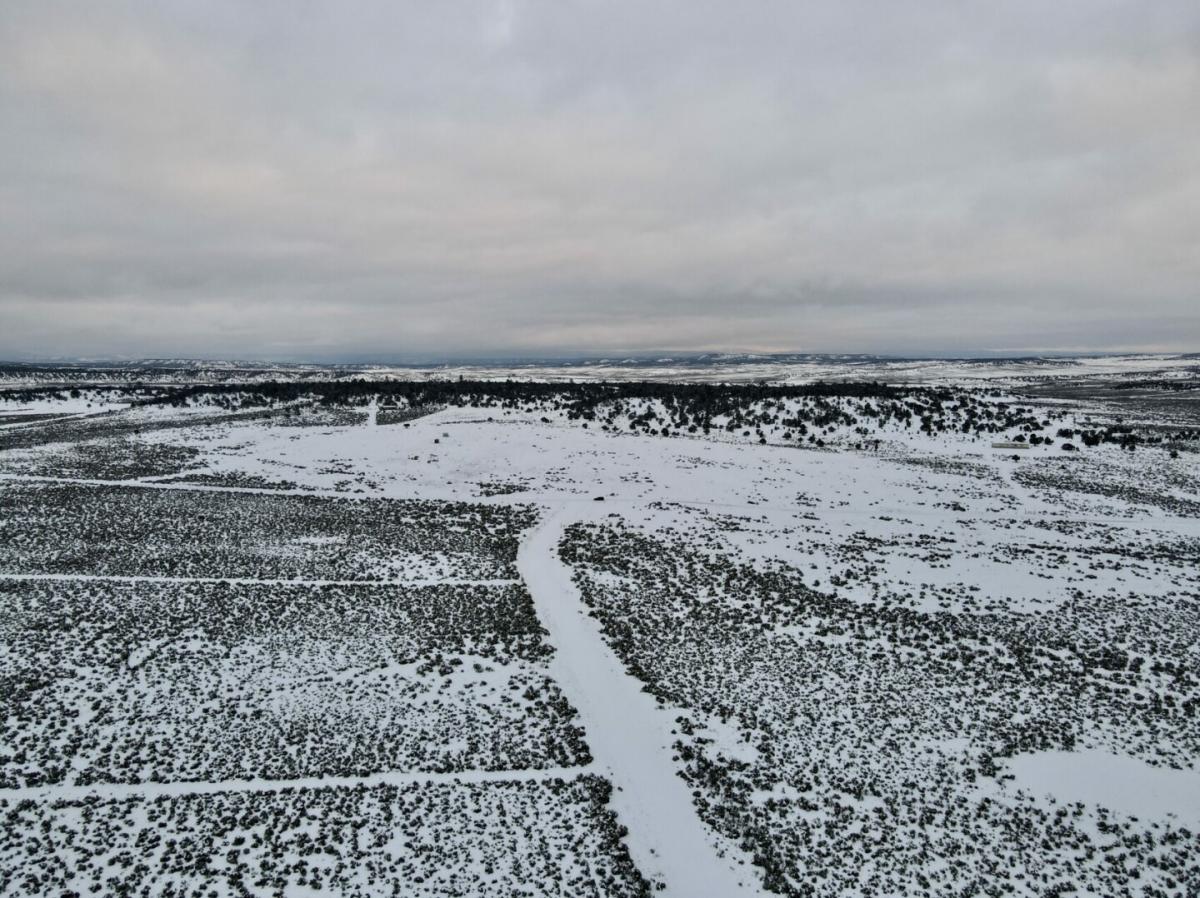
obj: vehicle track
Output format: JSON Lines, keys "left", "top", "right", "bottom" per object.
{"left": 517, "top": 503, "right": 763, "bottom": 898}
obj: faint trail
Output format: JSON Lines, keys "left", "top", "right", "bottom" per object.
{"left": 0, "top": 572, "right": 518, "bottom": 588}
{"left": 2, "top": 472, "right": 1193, "bottom": 533}
{"left": 0, "top": 764, "right": 594, "bottom": 804}
{"left": 483, "top": 491, "right": 1197, "bottom": 537}
{"left": 517, "top": 503, "right": 764, "bottom": 898}
{"left": 0, "top": 472, "right": 366, "bottom": 499}
{"left": 0, "top": 411, "right": 93, "bottom": 430}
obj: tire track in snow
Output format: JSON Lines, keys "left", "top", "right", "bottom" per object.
{"left": 0, "top": 572, "right": 518, "bottom": 588}
{"left": 0, "top": 765, "right": 595, "bottom": 804}
{"left": 517, "top": 504, "right": 763, "bottom": 898}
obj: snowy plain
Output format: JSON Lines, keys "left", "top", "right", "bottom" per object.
{"left": 1, "top": 359, "right": 1198, "bottom": 896}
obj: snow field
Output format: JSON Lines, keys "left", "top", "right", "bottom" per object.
{"left": 0, "top": 376, "right": 1197, "bottom": 897}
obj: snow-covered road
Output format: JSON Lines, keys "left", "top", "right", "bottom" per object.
{"left": 517, "top": 504, "right": 763, "bottom": 898}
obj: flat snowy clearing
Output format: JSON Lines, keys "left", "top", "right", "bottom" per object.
{"left": 1001, "top": 749, "right": 1200, "bottom": 826}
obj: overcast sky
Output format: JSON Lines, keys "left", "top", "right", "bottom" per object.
{"left": 2, "top": 1, "right": 1198, "bottom": 360}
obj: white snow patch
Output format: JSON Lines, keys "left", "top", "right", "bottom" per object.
{"left": 1003, "top": 749, "right": 1200, "bottom": 825}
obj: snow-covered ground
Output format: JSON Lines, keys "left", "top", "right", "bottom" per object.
{"left": 998, "top": 749, "right": 1200, "bottom": 827}
{"left": 1, "top": 369, "right": 1197, "bottom": 896}
{"left": 0, "top": 391, "right": 132, "bottom": 419}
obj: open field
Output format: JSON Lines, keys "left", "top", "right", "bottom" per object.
{"left": 1, "top": 358, "right": 1198, "bottom": 897}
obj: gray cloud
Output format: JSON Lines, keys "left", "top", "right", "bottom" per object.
{"left": 2, "top": 0, "right": 1198, "bottom": 359}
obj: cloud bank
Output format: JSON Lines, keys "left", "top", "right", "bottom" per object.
{"left": 2, "top": 1, "right": 1198, "bottom": 359}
